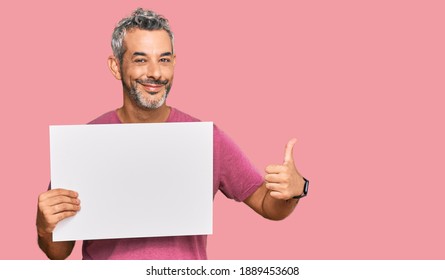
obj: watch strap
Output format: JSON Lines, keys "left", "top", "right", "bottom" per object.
{"left": 293, "top": 177, "right": 309, "bottom": 199}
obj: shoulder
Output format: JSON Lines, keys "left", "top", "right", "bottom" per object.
{"left": 168, "top": 107, "right": 201, "bottom": 122}
{"left": 169, "top": 108, "right": 232, "bottom": 150}
{"left": 88, "top": 110, "right": 121, "bottom": 124}
{"left": 169, "top": 107, "right": 226, "bottom": 139}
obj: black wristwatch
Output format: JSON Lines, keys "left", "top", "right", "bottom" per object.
{"left": 293, "top": 177, "right": 309, "bottom": 199}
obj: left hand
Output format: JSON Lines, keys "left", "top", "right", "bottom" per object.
{"left": 264, "top": 138, "right": 305, "bottom": 200}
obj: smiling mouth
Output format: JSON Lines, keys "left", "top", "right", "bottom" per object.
{"left": 141, "top": 83, "right": 163, "bottom": 93}
{"left": 137, "top": 79, "right": 168, "bottom": 94}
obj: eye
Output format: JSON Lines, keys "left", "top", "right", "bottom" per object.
{"left": 134, "top": 58, "right": 146, "bottom": 63}
{"left": 160, "top": 58, "right": 171, "bottom": 63}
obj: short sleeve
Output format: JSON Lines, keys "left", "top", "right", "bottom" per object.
{"left": 214, "top": 126, "right": 263, "bottom": 202}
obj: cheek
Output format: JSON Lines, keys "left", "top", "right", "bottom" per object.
{"left": 123, "top": 68, "right": 146, "bottom": 82}
{"left": 163, "top": 66, "right": 175, "bottom": 79}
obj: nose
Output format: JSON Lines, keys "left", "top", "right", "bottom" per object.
{"left": 146, "top": 61, "right": 161, "bottom": 80}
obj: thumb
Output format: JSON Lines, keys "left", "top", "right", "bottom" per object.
{"left": 284, "top": 138, "right": 297, "bottom": 164}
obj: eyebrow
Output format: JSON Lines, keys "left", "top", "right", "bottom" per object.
{"left": 160, "top": 52, "right": 173, "bottom": 57}
{"left": 132, "top": 51, "right": 173, "bottom": 57}
{"left": 132, "top": 52, "right": 147, "bottom": 57}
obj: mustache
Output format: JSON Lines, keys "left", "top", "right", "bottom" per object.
{"left": 136, "top": 79, "right": 168, "bottom": 85}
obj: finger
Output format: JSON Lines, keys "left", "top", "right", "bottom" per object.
{"left": 284, "top": 138, "right": 297, "bottom": 164}
{"left": 46, "top": 196, "right": 81, "bottom": 207}
{"left": 51, "top": 202, "right": 81, "bottom": 215}
{"left": 41, "top": 203, "right": 81, "bottom": 217}
{"left": 39, "top": 189, "right": 78, "bottom": 201}
{"left": 265, "top": 182, "right": 282, "bottom": 191}
{"left": 265, "top": 173, "right": 285, "bottom": 183}
{"left": 52, "top": 211, "right": 79, "bottom": 225}
{"left": 265, "top": 164, "right": 287, "bottom": 174}
{"left": 269, "top": 190, "right": 288, "bottom": 200}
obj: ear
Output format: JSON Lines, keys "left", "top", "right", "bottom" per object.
{"left": 108, "top": 55, "right": 122, "bottom": 80}
{"left": 172, "top": 54, "right": 176, "bottom": 67}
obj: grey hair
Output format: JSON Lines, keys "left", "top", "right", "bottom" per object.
{"left": 111, "top": 8, "right": 174, "bottom": 63}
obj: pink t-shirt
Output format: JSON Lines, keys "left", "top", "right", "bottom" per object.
{"left": 81, "top": 107, "right": 263, "bottom": 259}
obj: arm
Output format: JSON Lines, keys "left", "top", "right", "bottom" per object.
{"left": 36, "top": 188, "right": 81, "bottom": 259}
{"left": 244, "top": 139, "right": 306, "bottom": 220}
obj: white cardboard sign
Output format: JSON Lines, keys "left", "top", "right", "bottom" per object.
{"left": 50, "top": 122, "right": 213, "bottom": 241}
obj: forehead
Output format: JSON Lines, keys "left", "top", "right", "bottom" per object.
{"left": 123, "top": 29, "right": 172, "bottom": 55}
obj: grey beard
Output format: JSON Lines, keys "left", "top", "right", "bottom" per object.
{"left": 126, "top": 81, "right": 172, "bottom": 110}
{"left": 129, "top": 87, "right": 167, "bottom": 109}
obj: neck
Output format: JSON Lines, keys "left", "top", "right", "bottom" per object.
{"left": 117, "top": 95, "right": 171, "bottom": 123}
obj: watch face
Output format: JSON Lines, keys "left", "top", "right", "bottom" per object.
{"left": 303, "top": 178, "right": 309, "bottom": 195}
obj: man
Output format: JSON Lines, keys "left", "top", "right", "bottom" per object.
{"left": 36, "top": 8, "right": 308, "bottom": 260}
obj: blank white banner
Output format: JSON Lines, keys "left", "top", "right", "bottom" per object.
{"left": 50, "top": 122, "right": 213, "bottom": 241}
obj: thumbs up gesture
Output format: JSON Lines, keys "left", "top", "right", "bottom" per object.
{"left": 265, "top": 138, "right": 306, "bottom": 200}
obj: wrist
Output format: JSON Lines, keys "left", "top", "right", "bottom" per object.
{"left": 292, "top": 177, "right": 309, "bottom": 199}
{"left": 37, "top": 226, "right": 52, "bottom": 239}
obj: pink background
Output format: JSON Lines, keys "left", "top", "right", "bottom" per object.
{"left": 1, "top": 0, "right": 444, "bottom": 259}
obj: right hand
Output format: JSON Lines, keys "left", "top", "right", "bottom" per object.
{"left": 36, "top": 189, "right": 81, "bottom": 237}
